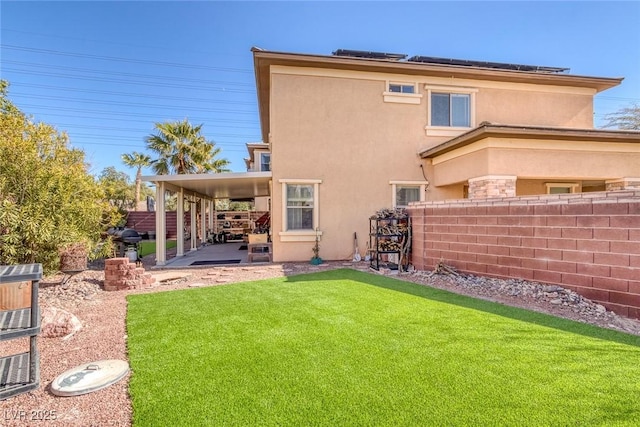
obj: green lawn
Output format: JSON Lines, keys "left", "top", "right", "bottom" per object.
{"left": 138, "top": 239, "right": 176, "bottom": 257}
{"left": 127, "top": 269, "right": 640, "bottom": 426}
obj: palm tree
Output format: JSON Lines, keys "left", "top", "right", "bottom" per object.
{"left": 145, "top": 119, "right": 230, "bottom": 175}
{"left": 121, "top": 151, "right": 151, "bottom": 211}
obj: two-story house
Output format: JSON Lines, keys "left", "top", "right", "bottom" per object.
{"left": 146, "top": 48, "right": 639, "bottom": 265}
{"left": 252, "top": 48, "right": 640, "bottom": 262}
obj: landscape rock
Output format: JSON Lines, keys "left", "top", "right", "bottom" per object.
{"left": 41, "top": 306, "right": 82, "bottom": 339}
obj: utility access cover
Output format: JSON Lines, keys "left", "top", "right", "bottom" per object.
{"left": 50, "top": 359, "right": 129, "bottom": 397}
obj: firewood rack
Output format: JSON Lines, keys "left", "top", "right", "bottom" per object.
{"left": 0, "top": 263, "right": 42, "bottom": 400}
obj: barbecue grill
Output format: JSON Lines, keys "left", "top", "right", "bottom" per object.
{"left": 107, "top": 227, "right": 143, "bottom": 259}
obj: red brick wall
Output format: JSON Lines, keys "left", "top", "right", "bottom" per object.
{"left": 407, "top": 190, "right": 640, "bottom": 319}
{"left": 125, "top": 211, "right": 192, "bottom": 238}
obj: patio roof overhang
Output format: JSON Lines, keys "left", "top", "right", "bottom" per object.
{"left": 142, "top": 171, "right": 272, "bottom": 200}
{"left": 419, "top": 124, "right": 640, "bottom": 159}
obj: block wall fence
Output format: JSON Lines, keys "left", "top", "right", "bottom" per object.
{"left": 126, "top": 211, "right": 191, "bottom": 239}
{"left": 407, "top": 190, "right": 640, "bottom": 319}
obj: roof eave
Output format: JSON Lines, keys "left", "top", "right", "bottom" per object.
{"left": 252, "top": 48, "right": 623, "bottom": 92}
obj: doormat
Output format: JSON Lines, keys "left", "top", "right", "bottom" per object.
{"left": 190, "top": 260, "right": 241, "bottom": 266}
{"left": 238, "top": 245, "right": 248, "bottom": 250}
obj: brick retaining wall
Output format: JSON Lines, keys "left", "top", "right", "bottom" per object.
{"left": 104, "top": 258, "right": 156, "bottom": 291}
{"left": 407, "top": 190, "right": 640, "bottom": 319}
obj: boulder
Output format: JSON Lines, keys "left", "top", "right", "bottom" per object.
{"left": 41, "top": 306, "right": 82, "bottom": 339}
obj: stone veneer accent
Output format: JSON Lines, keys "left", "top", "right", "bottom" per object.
{"left": 407, "top": 190, "right": 640, "bottom": 319}
{"left": 467, "top": 175, "right": 517, "bottom": 199}
{"left": 606, "top": 177, "right": 640, "bottom": 191}
{"left": 104, "top": 258, "right": 156, "bottom": 291}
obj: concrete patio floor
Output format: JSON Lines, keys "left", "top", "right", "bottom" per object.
{"left": 157, "top": 241, "right": 271, "bottom": 268}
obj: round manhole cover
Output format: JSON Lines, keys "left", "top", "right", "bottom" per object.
{"left": 51, "top": 359, "right": 129, "bottom": 397}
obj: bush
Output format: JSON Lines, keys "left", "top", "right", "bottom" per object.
{"left": 0, "top": 81, "right": 120, "bottom": 273}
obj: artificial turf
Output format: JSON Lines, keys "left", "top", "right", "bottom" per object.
{"left": 138, "top": 239, "right": 176, "bottom": 257}
{"left": 126, "top": 269, "right": 640, "bottom": 426}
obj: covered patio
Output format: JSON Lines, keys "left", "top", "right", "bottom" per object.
{"left": 143, "top": 171, "right": 271, "bottom": 266}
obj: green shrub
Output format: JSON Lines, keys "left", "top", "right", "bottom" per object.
{"left": 0, "top": 81, "right": 120, "bottom": 273}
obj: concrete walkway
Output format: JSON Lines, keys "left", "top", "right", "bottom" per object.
{"left": 160, "top": 241, "right": 264, "bottom": 268}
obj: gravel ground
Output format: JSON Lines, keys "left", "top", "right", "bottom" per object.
{"left": 2, "top": 258, "right": 639, "bottom": 426}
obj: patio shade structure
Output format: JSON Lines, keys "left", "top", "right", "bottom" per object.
{"left": 142, "top": 171, "right": 272, "bottom": 265}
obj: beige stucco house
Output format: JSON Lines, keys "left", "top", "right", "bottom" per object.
{"left": 252, "top": 48, "right": 640, "bottom": 262}
{"left": 145, "top": 48, "right": 639, "bottom": 265}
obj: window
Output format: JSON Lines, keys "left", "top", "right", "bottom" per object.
{"left": 286, "top": 184, "right": 314, "bottom": 230}
{"left": 431, "top": 93, "right": 470, "bottom": 127}
{"left": 546, "top": 183, "right": 580, "bottom": 194}
{"left": 425, "top": 85, "right": 477, "bottom": 136}
{"left": 396, "top": 186, "right": 420, "bottom": 207}
{"left": 260, "top": 153, "right": 271, "bottom": 172}
{"left": 389, "top": 83, "right": 415, "bottom": 94}
{"left": 383, "top": 81, "right": 422, "bottom": 104}
{"left": 279, "top": 179, "right": 322, "bottom": 241}
{"left": 390, "top": 181, "right": 427, "bottom": 207}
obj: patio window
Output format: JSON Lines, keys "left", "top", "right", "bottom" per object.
{"left": 279, "top": 179, "right": 322, "bottom": 242}
{"left": 286, "top": 184, "right": 314, "bottom": 230}
{"left": 390, "top": 181, "right": 427, "bottom": 207}
{"left": 546, "top": 182, "right": 580, "bottom": 194}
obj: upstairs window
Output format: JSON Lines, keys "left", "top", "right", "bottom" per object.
{"left": 260, "top": 153, "right": 271, "bottom": 172}
{"left": 389, "top": 83, "right": 415, "bottom": 94}
{"left": 383, "top": 81, "right": 422, "bottom": 104}
{"left": 431, "top": 93, "right": 470, "bottom": 127}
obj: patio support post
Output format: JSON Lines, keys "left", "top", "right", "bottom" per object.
{"left": 154, "top": 181, "right": 166, "bottom": 266}
{"left": 208, "top": 200, "right": 214, "bottom": 234}
{"left": 201, "top": 197, "right": 207, "bottom": 245}
{"left": 190, "top": 195, "right": 197, "bottom": 251}
{"left": 176, "top": 187, "right": 185, "bottom": 257}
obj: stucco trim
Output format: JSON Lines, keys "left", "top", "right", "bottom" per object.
{"left": 420, "top": 123, "right": 640, "bottom": 159}
{"left": 278, "top": 230, "right": 323, "bottom": 242}
{"left": 382, "top": 92, "right": 422, "bottom": 104}
{"left": 278, "top": 179, "right": 323, "bottom": 184}
{"left": 468, "top": 175, "right": 517, "bottom": 183}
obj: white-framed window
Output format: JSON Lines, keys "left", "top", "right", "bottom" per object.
{"left": 260, "top": 153, "right": 271, "bottom": 172}
{"left": 431, "top": 93, "right": 470, "bottom": 127}
{"left": 546, "top": 182, "right": 580, "bottom": 194}
{"left": 286, "top": 184, "right": 314, "bottom": 230}
{"left": 389, "top": 83, "right": 415, "bottom": 94}
{"left": 279, "top": 179, "right": 322, "bottom": 242}
{"left": 425, "top": 85, "right": 477, "bottom": 136}
{"left": 390, "top": 181, "right": 427, "bottom": 207}
{"left": 383, "top": 81, "right": 422, "bottom": 104}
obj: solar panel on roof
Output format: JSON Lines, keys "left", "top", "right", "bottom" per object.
{"left": 332, "top": 49, "right": 407, "bottom": 61}
{"left": 406, "top": 56, "right": 569, "bottom": 73}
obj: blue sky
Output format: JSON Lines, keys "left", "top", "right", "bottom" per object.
{"left": 2, "top": 1, "right": 639, "bottom": 179}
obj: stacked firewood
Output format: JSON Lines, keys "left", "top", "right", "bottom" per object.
{"left": 426, "top": 259, "right": 460, "bottom": 277}
{"left": 59, "top": 243, "right": 88, "bottom": 272}
{"left": 379, "top": 240, "right": 402, "bottom": 251}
